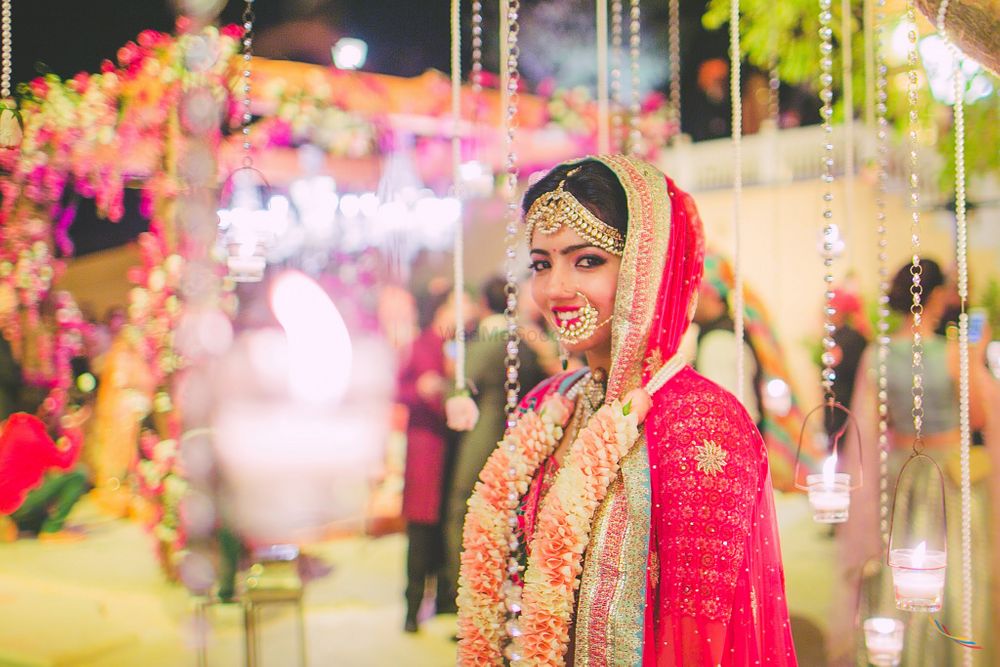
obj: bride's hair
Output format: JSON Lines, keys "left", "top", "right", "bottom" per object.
{"left": 888, "top": 258, "right": 944, "bottom": 314}
{"left": 522, "top": 159, "right": 629, "bottom": 237}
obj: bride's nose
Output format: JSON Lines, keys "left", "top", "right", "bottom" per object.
{"left": 545, "top": 263, "right": 577, "bottom": 302}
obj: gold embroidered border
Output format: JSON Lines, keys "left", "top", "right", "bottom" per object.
{"left": 595, "top": 155, "right": 671, "bottom": 402}
{"left": 575, "top": 436, "right": 651, "bottom": 666}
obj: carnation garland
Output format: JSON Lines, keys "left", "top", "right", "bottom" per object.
{"left": 457, "top": 392, "right": 641, "bottom": 665}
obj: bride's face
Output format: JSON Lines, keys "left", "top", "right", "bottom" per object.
{"left": 529, "top": 225, "right": 621, "bottom": 356}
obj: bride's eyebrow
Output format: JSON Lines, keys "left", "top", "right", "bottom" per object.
{"left": 529, "top": 244, "right": 600, "bottom": 256}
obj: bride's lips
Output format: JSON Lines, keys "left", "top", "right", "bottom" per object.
{"left": 552, "top": 305, "right": 582, "bottom": 329}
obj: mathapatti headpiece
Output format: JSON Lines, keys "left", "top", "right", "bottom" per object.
{"left": 524, "top": 167, "right": 626, "bottom": 256}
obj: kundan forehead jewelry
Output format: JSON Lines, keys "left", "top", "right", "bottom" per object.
{"left": 554, "top": 291, "right": 613, "bottom": 346}
{"left": 524, "top": 168, "right": 626, "bottom": 257}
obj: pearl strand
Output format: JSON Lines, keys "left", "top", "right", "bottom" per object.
{"left": 1, "top": 0, "right": 11, "bottom": 100}
{"left": 730, "top": 0, "right": 745, "bottom": 405}
{"left": 450, "top": 0, "right": 466, "bottom": 391}
{"left": 938, "top": 0, "right": 973, "bottom": 661}
{"left": 239, "top": 0, "right": 255, "bottom": 166}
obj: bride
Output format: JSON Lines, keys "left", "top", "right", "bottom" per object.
{"left": 456, "top": 155, "right": 798, "bottom": 665}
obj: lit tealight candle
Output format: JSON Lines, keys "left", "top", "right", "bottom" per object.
{"left": 806, "top": 452, "right": 851, "bottom": 523}
{"left": 889, "top": 541, "right": 946, "bottom": 612}
{"left": 863, "top": 617, "right": 904, "bottom": 666}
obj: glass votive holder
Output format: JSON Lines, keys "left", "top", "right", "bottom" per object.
{"left": 863, "top": 617, "right": 904, "bottom": 666}
{"left": 806, "top": 472, "right": 851, "bottom": 523}
{"left": 889, "top": 547, "right": 946, "bottom": 612}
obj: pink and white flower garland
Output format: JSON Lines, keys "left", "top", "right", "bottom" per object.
{"left": 457, "top": 392, "right": 640, "bottom": 666}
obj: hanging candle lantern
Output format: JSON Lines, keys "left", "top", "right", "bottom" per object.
{"left": 886, "top": 454, "right": 948, "bottom": 612}
{"left": 863, "top": 617, "right": 905, "bottom": 666}
{"left": 805, "top": 450, "right": 851, "bottom": 523}
{"left": 889, "top": 539, "right": 947, "bottom": 612}
{"left": 217, "top": 167, "right": 277, "bottom": 283}
{"left": 794, "top": 401, "right": 863, "bottom": 524}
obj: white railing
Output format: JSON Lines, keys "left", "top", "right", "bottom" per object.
{"left": 656, "top": 122, "right": 943, "bottom": 195}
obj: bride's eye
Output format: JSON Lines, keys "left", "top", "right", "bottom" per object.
{"left": 529, "top": 259, "right": 551, "bottom": 272}
{"left": 577, "top": 255, "right": 606, "bottom": 269}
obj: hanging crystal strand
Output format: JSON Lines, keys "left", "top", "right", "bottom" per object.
{"left": 610, "top": 0, "right": 624, "bottom": 153}
{"left": 818, "top": 0, "right": 838, "bottom": 407}
{"left": 0, "top": 0, "right": 10, "bottom": 99}
{"left": 873, "top": 0, "right": 891, "bottom": 549}
{"left": 0, "top": 0, "right": 19, "bottom": 148}
{"left": 627, "top": 0, "right": 642, "bottom": 155}
{"left": 903, "top": 0, "right": 924, "bottom": 453}
{"left": 450, "top": 0, "right": 466, "bottom": 392}
{"left": 239, "top": 1, "right": 255, "bottom": 168}
{"left": 937, "top": 1, "right": 973, "bottom": 660}
{"left": 501, "top": 1, "right": 523, "bottom": 653}
{"left": 730, "top": 0, "right": 745, "bottom": 403}
{"left": 596, "top": 0, "right": 610, "bottom": 154}
{"left": 668, "top": 0, "right": 681, "bottom": 129}
{"left": 471, "top": 1, "right": 483, "bottom": 100}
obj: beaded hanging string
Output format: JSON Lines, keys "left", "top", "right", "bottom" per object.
{"left": 0, "top": 0, "right": 19, "bottom": 148}
{"left": 1, "top": 0, "right": 10, "bottom": 101}
{"left": 903, "top": 0, "right": 924, "bottom": 458}
{"left": 596, "top": 0, "right": 610, "bottom": 153}
{"left": 729, "top": 0, "right": 745, "bottom": 403}
{"left": 818, "top": 0, "right": 839, "bottom": 410}
{"left": 937, "top": 0, "right": 973, "bottom": 658}
{"left": 500, "top": 0, "right": 523, "bottom": 650}
{"left": 239, "top": 1, "right": 255, "bottom": 170}
{"left": 841, "top": 0, "right": 858, "bottom": 275}
{"left": 872, "top": 0, "right": 892, "bottom": 552}
{"left": 626, "top": 0, "right": 641, "bottom": 155}
{"left": 668, "top": 0, "right": 680, "bottom": 127}
{"left": 501, "top": 0, "right": 521, "bottom": 428}
{"left": 611, "top": 0, "right": 624, "bottom": 152}
{"left": 450, "top": 0, "right": 466, "bottom": 392}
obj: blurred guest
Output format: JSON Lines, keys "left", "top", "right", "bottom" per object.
{"left": 397, "top": 289, "right": 460, "bottom": 632}
{"left": 442, "top": 277, "right": 546, "bottom": 610}
{"left": 686, "top": 58, "right": 730, "bottom": 141}
{"left": 692, "top": 274, "right": 762, "bottom": 425}
{"left": 825, "top": 288, "right": 869, "bottom": 438}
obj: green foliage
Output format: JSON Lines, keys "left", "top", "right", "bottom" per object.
{"left": 702, "top": 0, "right": 1000, "bottom": 183}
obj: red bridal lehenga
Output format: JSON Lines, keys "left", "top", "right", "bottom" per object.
{"left": 457, "top": 154, "right": 798, "bottom": 666}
